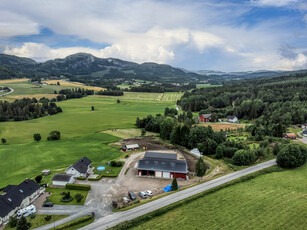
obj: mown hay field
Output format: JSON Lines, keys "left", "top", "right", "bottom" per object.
{"left": 197, "top": 122, "right": 245, "bottom": 131}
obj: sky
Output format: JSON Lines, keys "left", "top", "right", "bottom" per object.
{"left": 0, "top": 0, "right": 307, "bottom": 72}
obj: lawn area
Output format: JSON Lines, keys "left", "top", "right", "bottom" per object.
{"left": 54, "top": 215, "right": 94, "bottom": 230}
{"left": 130, "top": 165, "right": 307, "bottom": 230}
{"left": 93, "top": 161, "right": 124, "bottom": 177}
{"left": 196, "top": 122, "right": 246, "bottom": 131}
{"left": 45, "top": 187, "right": 89, "bottom": 205}
{"left": 196, "top": 84, "right": 222, "bottom": 88}
{"left": 0, "top": 133, "right": 122, "bottom": 188}
{"left": 0, "top": 95, "right": 173, "bottom": 144}
{"left": 4, "top": 214, "right": 68, "bottom": 229}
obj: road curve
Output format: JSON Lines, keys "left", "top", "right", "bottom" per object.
{"left": 80, "top": 159, "right": 277, "bottom": 230}
{"left": 0, "top": 87, "right": 14, "bottom": 96}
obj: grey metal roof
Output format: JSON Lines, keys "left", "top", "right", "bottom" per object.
{"left": 201, "top": 114, "right": 212, "bottom": 119}
{"left": 138, "top": 152, "right": 187, "bottom": 173}
{"left": 0, "top": 179, "right": 40, "bottom": 218}
{"left": 52, "top": 174, "right": 73, "bottom": 182}
{"left": 71, "top": 156, "right": 92, "bottom": 173}
{"left": 227, "top": 115, "right": 237, "bottom": 120}
{"left": 144, "top": 152, "right": 177, "bottom": 160}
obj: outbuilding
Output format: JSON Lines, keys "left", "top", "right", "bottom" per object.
{"left": 284, "top": 133, "right": 297, "bottom": 139}
{"left": 137, "top": 152, "right": 188, "bottom": 180}
{"left": 226, "top": 115, "right": 239, "bottom": 123}
{"left": 199, "top": 114, "right": 212, "bottom": 122}
{"left": 52, "top": 174, "right": 75, "bottom": 187}
{"left": 122, "top": 144, "right": 139, "bottom": 152}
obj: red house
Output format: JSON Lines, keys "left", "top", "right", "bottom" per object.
{"left": 137, "top": 152, "right": 188, "bottom": 180}
{"left": 199, "top": 114, "right": 212, "bottom": 122}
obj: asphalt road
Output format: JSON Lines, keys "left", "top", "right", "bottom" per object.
{"left": 80, "top": 159, "right": 277, "bottom": 230}
{"left": 298, "top": 131, "right": 307, "bottom": 144}
{"left": 0, "top": 87, "right": 14, "bottom": 96}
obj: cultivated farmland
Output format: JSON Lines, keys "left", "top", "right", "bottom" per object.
{"left": 197, "top": 122, "right": 246, "bottom": 131}
{"left": 131, "top": 165, "right": 307, "bottom": 230}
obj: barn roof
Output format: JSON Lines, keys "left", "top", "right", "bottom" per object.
{"left": 126, "top": 144, "right": 139, "bottom": 149}
{"left": 138, "top": 152, "right": 187, "bottom": 173}
{"left": 201, "top": 114, "right": 211, "bottom": 119}
{"left": 285, "top": 133, "right": 296, "bottom": 138}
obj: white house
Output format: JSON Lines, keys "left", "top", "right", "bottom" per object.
{"left": 65, "top": 157, "right": 92, "bottom": 178}
{"left": 0, "top": 179, "right": 44, "bottom": 225}
{"left": 226, "top": 115, "right": 239, "bottom": 123}
{"left": 52, "top": 174, "right": 75, "bottom": 186}
{"left": 190, "top": 148, "right": 201, "bottom": 158}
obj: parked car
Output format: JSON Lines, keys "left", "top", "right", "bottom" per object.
{"left": 128, "top": 191, "right": 136, "bottom": 200}
{"left": 145, "top": 190, "right": 153, "bottom": 196}
{"left": 138, "top": 191, "right": 147, "bottom": 199}
{"left": 123, "top": 197, "right": 130, "bottom": 203}
{"left": 42, "top": 202, "right": 53, "bottom": 207}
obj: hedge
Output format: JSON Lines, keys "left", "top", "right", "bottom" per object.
{"left": 77, "top": 177, "right": 86, "bottom": 180}
{"left": 55, "top": 215, "right": 94, "bottom": 230}
{"left": 65, "top": 184, "right": 91, "bottom": 191}
{"left": 88, "top": 173, "right": 118, "bottom": 181}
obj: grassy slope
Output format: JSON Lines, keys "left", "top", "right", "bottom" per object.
{"left": 131, "top": 165, "right": 307, "bottom": 230}
{"left": 0, "top": 96, "right": 172, "bottom": 144}
{"left": 0, "top": 133, "right": 122, "bottom": 187}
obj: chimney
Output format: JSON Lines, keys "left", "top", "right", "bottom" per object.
{"left": 25, "top": 178, "right": 29, "bottom": 183}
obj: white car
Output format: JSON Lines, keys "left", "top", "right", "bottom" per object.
{"left": 145, "top": 190, "right": 153, "bottom": 196}
{"left": 123, "top": 197, "right": 130, "bottom": 203}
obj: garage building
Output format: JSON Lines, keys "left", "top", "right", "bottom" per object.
{"left": 52, "top": 174, "right": 75, "bottom": 186}
{"left": 137, "top": 152, "right": 188, "bottom": 180}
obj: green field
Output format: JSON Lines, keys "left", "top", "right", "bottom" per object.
{"left": 0, "top": 96, "right": 173, "bottom": 144}
{"left": 130, "top": 165, "right": 307, "bottom": 230}
{"left": 196, "top": 84, "right": 222, "bottom": 88}
{"left": 0, "top": 133, "right": 122, "bottom": 188}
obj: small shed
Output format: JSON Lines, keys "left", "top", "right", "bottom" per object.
{"left": 122, "top": 144, "right": 139, "bottom": 152}
{"left": 199, "top": 114, "right": 212, "bottom": 122}
{"left": 284, "top": 133, "right": 297, "bottom": 139}
{"left": 52, "top": 174, "right": 75, "bottom": 187}
{"left": 190, "top": 148, "right": 201, "bottom": 158}
{"left": 41, "top": 169, "right": 51, "bottom": 176}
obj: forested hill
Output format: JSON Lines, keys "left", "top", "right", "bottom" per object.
{"left": 178, "top": 72, "right": 307, "bottom": 129}
{"left": 0, "top": 53, "right": 203, "bottom": 83}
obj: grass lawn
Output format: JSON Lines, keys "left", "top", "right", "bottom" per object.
{"left": 102, "top": 128, "right": 158, "bottom": 139}
{"left": 0, "top": 133, "right": 122, "bottom": 188}
{"left": 196, "top": 84, "right": 222, "bottom": 88}
{"left": 93, "top": 161, "right": 124, "bottom": 177}
{"left": 54, "top": 215, "right": 94, "bottom": 230}
{"left": 130, "top": 164, "right": 307, "bottom": 230}
{"left": 4, "top": 214, "right": 68, "bottom": 229}
{"left": 45, "top": 187, "right": 89, "bottom": 205}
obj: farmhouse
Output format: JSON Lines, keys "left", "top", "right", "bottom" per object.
{"left": 0, "top": 179, "right": 43, "bottom": 225}
{"left": 122, "top": 144, "right": 139, "bottom": 152}
{"left": 65, "top": 156, "right": 92, "bottom": 178}
{"left": 283, "top": 133, "right": 297, "bottom": 139}
{"left": 137, "top": 152, "right": 188, "bottom": 180}
{"left": 199, "top": 114, "right": 212, "bottom": 122}
{"left": 226, "top": 115, "right": 239, "bottom": 123}
{"left": 52, "top": 174, "right": 75, "bottom": 187}
{"left": 303, "top": 129, "right": 307, "bottom": 136}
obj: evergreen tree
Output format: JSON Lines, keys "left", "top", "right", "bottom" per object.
{"left": 171, "top": 177, "right": 178, "bottom": 191}
{"left": 195, "top": 157, "right": 206, "bottom": 177}
{"left": 17, "top": 216, "right": 31, "bottom": 230}
{"left": 215, "top": 145, "right": 224, "bottom": 159}
{"left": 273, "top": 143, "right": 280, "bottom": 155}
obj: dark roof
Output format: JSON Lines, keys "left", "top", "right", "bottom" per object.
{"left": 138, "top": 152, "right": 187, "bottom": 173}
{"left": 144, "top": 152, "right": 177, "bottom": 160}
{"left": 201, "top": 114, "right": 211, "bottom": 119}
{"left": 3, "top": 185, "right": 17, "bottom": 193}
{"left": 52, "top": 174, "right": 73, "bottom": 182}
{"left": 226, "top": 115, "right": 237, "bottom": 120}
{"left": 0, "top": 179, "right": 40, "bottom": 218}
{"left": 71, "top": 156, "right": 92, "bottom": 173}
{"left": 303, "top": 130, "right": 307, "bottom": 134}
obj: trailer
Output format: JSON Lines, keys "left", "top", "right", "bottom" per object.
{"left": 17, "top": 205, "right": 36, "bottom": 219}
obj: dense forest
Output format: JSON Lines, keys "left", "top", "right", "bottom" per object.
{"left": 0, "top": 98, "right": 62, "bottom": 122}
{"left": 178, "top": 73, "right": 307, "bottom": 138}
{"left": 55, "top": 88, "right": 94, "bottom": 101}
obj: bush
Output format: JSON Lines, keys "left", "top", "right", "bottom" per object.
{"left": 276, "top": 144, "right": 306, "bottom": 168}
{"left": 47, "top": 131, "right": 61, "bottom": 141}
{"left": 77, "top": 177, "right": 86, "bottom": 180}
{"left": 232, "top": 149, "right": 256, "bottom": 166}
{"left": 65, "top": 183, "right": 91, "bottom": 191}
{"left": 75, "top": 193, "right": 84, "bottom": 203}
{"left": 44, "top": 215, "right": 52, "bottom": 221}
{"left": 35, "top": 175, "right": 42, "bottom": 183}
{"left": 110, "top": 161, "right": 123, "bottom": 167}
{"left": 215, "top": 146, "right": 223, "bottom": 159}
{"left": 9, "top": 216, "right": 18, "bottom": 228}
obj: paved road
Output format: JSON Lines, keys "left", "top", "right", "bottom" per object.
{"left": 298, "top": 131, "right": 307, "bottom": 145}
{"left": 80, "top": 159, "right": 277, "bottom": 230}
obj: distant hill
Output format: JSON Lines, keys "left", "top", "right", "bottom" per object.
{"left": 0, "top": 53, "right": 203, "bottom": 83}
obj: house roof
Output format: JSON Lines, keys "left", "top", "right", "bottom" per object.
{"left": 70, "top": 156, "right": 92, "bottom": 173}
{"left": 285, "top": 133, "right": 296, "bottom": 138}
{"left": 201, "top": 114, "right": 211, "bottom": 119}
{"left": 138, "top": 152, "right": 187, "bottom": 173}
{"left": 0, "top": 179, "right": 40, "bottom": 218}
{"left": 52, "top": 174, "right": 73, "bottom": 182}
{"left": 3, "top": 185, "right": 17, "bottom": 193}
{"left": 226, "top": 115, "right": 237, "bottom": 120}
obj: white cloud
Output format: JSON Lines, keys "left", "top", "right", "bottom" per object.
{"left": 251, "top": 0, "right": 299, "bottom": 7}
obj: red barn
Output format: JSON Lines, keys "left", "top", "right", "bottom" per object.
{"left": 122, "top": 144, "right": 139, "bottom": 152}
{"left": 199, "top": 114, "right": 212, "bottom": 122}
{"left": 137, "top": 152, "right": 188, "bottom": 180}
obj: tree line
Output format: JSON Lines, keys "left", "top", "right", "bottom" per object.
{"left": 55, "top": 88, "right": 94, "bottom": 101}
{"left": 0, "top": 97, "right": 62, "bottom": 122}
